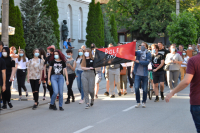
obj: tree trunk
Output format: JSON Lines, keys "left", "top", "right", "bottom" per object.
{"left": 1, "top": 0, "right": 9, "bottom": 46}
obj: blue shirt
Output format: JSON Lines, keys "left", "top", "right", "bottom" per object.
{"left": 0, "top": 52, "right": 2, "bottom": 57}
{"left": 63, "top": 41, "right": 68, "bottom": 49}
{"left": 67, "top": 42, "right": 72, "bottom": 47}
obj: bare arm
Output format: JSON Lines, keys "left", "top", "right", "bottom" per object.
{"left": 2, "top": 69, "right": 6, "bottom": 92}
{"left": 64, "top": 68, "right": 69, "bottom": 85}
{"left": 44, "top": 64, "right": 47, "bottom": 78}
{"left": 71, "top": 61, "right": 76, "bottom": 71}
{"left": 81, "top": 67, "right": 92, "bottom": 71}
{"left": 10, "top": 67, "right": 17, "bottom": 81}
{"left": 10, "top": 55, "right": 19, "bottom": 59}
{"left": 154, "top": 60, "right": 164, "bottom": 72}
{"left": 48, "top": 66, "right": 52, "bottom": 83}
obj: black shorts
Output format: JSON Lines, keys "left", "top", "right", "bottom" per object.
{"left": 153, "top": 71, "right": 164, "bottom": 84}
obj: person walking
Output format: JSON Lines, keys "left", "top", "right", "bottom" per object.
{"left": 127, "top": 62, "right": 134, "bottom": 92}
{"left": 102, "top": 65, "right": 110, "bottom": 96}
{"left": 48, "top": 50, "right": 69, "bottom": 111}
{"left": 0, "top": 56, "right": 6, "bottom": 110}
{"left": 165, "top": 44, "right": 200, "bottom": 133}
{"left": 134, "top": 42, "right": 151, "bottom": 108}
{"left": 1, "top": 47, "right": 16, "bottom": 109}
{"left": 180, "top": 50, "right": 189, "bottom": 81}
{"left": 151, "top": 44, "right": 165, "bottom": 102}
{"left": 65, "top": 49, "right": 76, "bottom": 104}
{"left": 76, "top": 49, "right": 84, "bottom": 104}
{"left": 15, "top": 49, "right": 29, "bottom": 101}
{"left": 165, "top": 45, "right": 183, "bottom": 96}
{"left": 27, "top": 49, "right": 44, "bottom": 110}
{"left": 81, "top": 49, "right": 95, "bottom": 109}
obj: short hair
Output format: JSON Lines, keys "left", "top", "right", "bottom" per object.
{"left": 0, "top": 41, "right": 4, "bottom": 47}
{"left": 151, "top": 44, "right": 159, "bottom": 50}
{"left": 142, "top": 42, "right": 148, "bottom": 48}
{"left": 66, "top": 49, "right": 73, "bottom": 54}
{"left": 49, "top": 48, "right": 54, "bottom": 53}
{"left": 179, "top": 45, "right": 184, "bottom": 47}
{"left": 68, "top": 38, "right": 71, "bottom": 41}
{"left": 138, "top": 45, "right": 141, "bottom": 47}
{"left": 158, "top": 41, "right": 163, "bottom": 44}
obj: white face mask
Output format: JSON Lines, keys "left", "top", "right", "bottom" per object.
{"left": 2, "top": 52, "right": 7, "bottom": 57}
{"left": 188, "top": 47, "right": 192, "bottom": 50}
{"left": 84, "top": 52, "right": 89, "bottom": 57}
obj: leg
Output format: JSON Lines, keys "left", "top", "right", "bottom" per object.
{"left": 173, "top": 70, "right": 180, "bottom": 88}
{"left": 30, "top": 80, "right": 36, "bottom": 103}
{"left": 190, "top": 105, "right": 200, "bottom": 133}
{"left": 89, "top": 72, "right": 95, "bottom": 100}
{"left": 21, "top": 70, "right": 27, "bottom": 92}
{"left": 79, "top": 71, "right": 84, "bottom": 100}
{"left": 42, "top": 82, "right": 46, "bottom": 97}
{"left": 46, "top": 77, "right": 53, "bottom": 98}
{"left": 106, "top": 80, "right": 109, "bottom": 92}
{"left": 142, "top": 76, "right": 148, "bottom": 103}
{"left": 82, "top": 72, "right": 89, "bottom": 104}
{"left": 50, "top": 75, "right": 58, "bottom": 105}
{"left": 109, "top": 72, "right": 115, "bottom": 95}
{"left": 58, "top": 75, "right": 64, "bottom": 107}
{"left": 127, "top": 66, "right": 133, "bottom": 87}
{"left": 167, "top": 71, "right": 173, "bottom": 90}
{"left": 67, "top": 74, "right": 74, "bottom": 101}
{"left": 134, "top": 75, "right": 141, "bottom": 103}
{"left": 180, "top": 67, "right": 184, "bottom": 81}
{"left": 76, "top": 70, "right": 82, "bottom": 93}
{"left": 17, "top": 70, "right": 22, "bottom": 96}
{"left": 34, "top": 79, "right": 40, "bottom": 104}
{"left": 6, "top": 78, "right": 12, "bottom": 103}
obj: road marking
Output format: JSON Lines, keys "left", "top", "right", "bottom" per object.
{"left": 164, "top": 90, "right": 170, "bottom": 94}
{"left": 123, "top": 106, "right": 135, "bottom": 112}
{"left": 74, "top": 126, "right": 93, "bottom": 133}
{"left": 96, "top": 118, "right": 110, "bottom": 124}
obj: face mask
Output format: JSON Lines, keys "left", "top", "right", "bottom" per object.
{"left": 84, "top": 52, "right": 89, "bottom": 57}
{"left": 152, "top": 49, "right": 156, "bottom": 54}
{"left": 171, "top": 48, "right": 175, "bottom": 52}
{"left": 14, "top": 50, "right": 16, "bottom": 54}
{"left": 2, "top": 52, "right": 7, "bottom": 57}
{"left": 183, "top": 53, "right": 186, "bottom": 56}
{"left": 188, "top": 47, "right": 192, "bottom": 50}
{"left": 141, "top": 46, "right": 146, "bottom": 51}
{"left": 66, "top": 55, "right": 71, "bottom": 58}
{"left": 79, "top": 52, "right": 83, "bottom": 56}
{"left": 34, "top": 53, "right": 39, "bottom": 57}
{"left": 54, "top": 55, "right": 59, "bottom": 59}
{"left": 19, "top": 53, "right": 24, "bottom": 57}
{"left": 91, "top": 46, "right": 95, "bottom": 48}
{"left": 47, "top": 53, "right": 50, "bottom": 56}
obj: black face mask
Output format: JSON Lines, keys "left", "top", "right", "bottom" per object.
{"left": 91, "top": 46, "right": 95, "bottom": 48}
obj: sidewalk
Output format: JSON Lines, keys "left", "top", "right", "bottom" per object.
{"left": 0, "top": 76, "right": 107, "bottom": 115}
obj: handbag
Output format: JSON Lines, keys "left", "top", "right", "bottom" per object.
{"left": 163, "top": 64, "right": 170, "bottom": 71}
{"left": 120, "top": 67, "right": 127, "bottom": 75}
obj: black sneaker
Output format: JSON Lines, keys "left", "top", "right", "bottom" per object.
{"left": 26, "top": 91, "right": 28, "bottom": 97}
{"left": 59, "top": 107, "right": 64, "bottom": 111}
{"left": 118, "top": 92, "right": 121, "bottom": 96}
{"left": 72, "top": 97, "right": 75, "bottom": 102}
{"left": 8, "top": 102, "right": 13, "bottom": 108}
{"left": 32, "top": 104, "right": 37, "bottom": 110}
{"left": 160, "top": 92, "right": 164, "bottom": 100}
{"left": 2, "top": 104, "right": 7, "bottom": 109}
{"left": 37, "top": 102, "right": 39, "bottom": 106}
{"left": 154, "top": 98, "right": 159, "bottom": 102}
{"left": 104, "top": 92, "right": 109, "bottom": 96}
{"left": 49, "top": 104, "right": 57, "bottom": 110}
{"left": 65, "top": 100, "right": 70, "bottom": 104}
{"left": 90, "top": 99, "right": 94, "bottom": 106}
{"left": 110, "top": 95, "right": 115, "bottom": 98}
{"left": 85, "top": 104, "right": 90, "bottom": 109}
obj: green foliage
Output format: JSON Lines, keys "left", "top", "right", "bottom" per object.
{"left": 101, "top": 4, "right": 116, "bottom": 47}
{"left": 9, "top": 0, "right": 16, "bottom": 47}
{"left": 20, "top": 0, "right": 57, "bottom": 58}
{"left": 42, "top": 0, "right": 60, "bottom": 49}
{"left": 110, "top": 14, "right": 118, "bottom": 44}
{"left": 167, "top": 11, "right": 198, "bottom": 47}
{"left": 86, "top": 0, "right": 104, "bottom": 47}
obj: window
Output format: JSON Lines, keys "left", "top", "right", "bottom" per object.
{"left": 119, "top": 35, "right": 125, "bottom": 43}
{"left": 67, "top": 5, "right": 72, "bottom": 38}
{"left": 78, "top": 7, "right": 83, "bottom": 40}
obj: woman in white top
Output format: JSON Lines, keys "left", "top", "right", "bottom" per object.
{"left": 180, "top": 50, "right": 189, "bottom": 81}
{"left": 15, "top": 49, "right": 29, "bottom": 101}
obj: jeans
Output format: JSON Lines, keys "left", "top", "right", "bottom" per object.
{"left": 76, "top": 70, "right": 84, "bottom": 100}
{"left": 50, "top": 75, "right": 64, "bottom": 107}
{"left": 134, "top": 75, "right": 148, "bottom": 103}
{"left": 191, "top": 105, "right": 200, "bottom": 133}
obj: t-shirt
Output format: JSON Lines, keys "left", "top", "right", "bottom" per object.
{"left": 0, "top": 58, "right": 6, "bottom": 86}
{"left": 177, "top": 51, "right": 182, "bottom": 56}
{"left": 63, "top": 41, "right": 68, "bottom": 49}
{"left": 44, "top": 55, "right": 52, "bottom": 74}
{"left": 50, "top": 60, "right": 66, "bottom": 75}
{"left": 67, "top": 42, "right": 72, "bottom": 47}
{"left": 15, "top": 58, "right": 29, "bottom": 69}
{"left": 186, "top": 53, "right": 200, "bottom": 105}
{"left": 76, "top": 58, "right": 82, "bottom": 71}
{"left": 151, "top": 53, "right": 164, "bottom": 72}
{"left": 28, "top": 59, "right": 44, "bottom": 79}
{"left": 158, "top": 49, "right": 170, "bottom": 59}
{"left": 2, "top": 57, "right": 15, "bottom": 76}
{"left": 86, "top": 59, "right": 94, "bottom": 68}
{"left": 181, "top": 56, "right": 189, "bottom": 67}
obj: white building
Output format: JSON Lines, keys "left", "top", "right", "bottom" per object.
{"left": 0, "top": 0, "right": 91, "bottom": 49}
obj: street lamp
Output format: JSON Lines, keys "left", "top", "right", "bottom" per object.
{"left": 1, "top": 0, "right": 9, "bottom": 46}
{"left": 176, "top": 0, "right": 180, "bottom": 15}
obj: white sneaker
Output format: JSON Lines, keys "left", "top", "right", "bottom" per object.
{"left": 135, "top": 103, "right": 141, "bottom": 108}
{"left": 142, "top": 103, "right": 146, "bottom": 108}
{"left": 131, "top": 88, "right": 134, "bottom": 93}
{"left": 11, "top": 88, "right": 17, "bottom": 92}
{"left": 79, "top": 100, "right": 84, "bottom": 104}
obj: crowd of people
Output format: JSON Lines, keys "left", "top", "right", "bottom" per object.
{"left": 0, "top": 40, "right": 198, "bottom": 111}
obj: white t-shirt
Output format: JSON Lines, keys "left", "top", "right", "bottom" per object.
{"left": 16, "top": 57, "right": 29, "bottom": 69}
{"left": 10, "top": 54, "right": 18, "bottom": 61}
{"left": 181, "top": 56, "right": 189, "bottom": 67}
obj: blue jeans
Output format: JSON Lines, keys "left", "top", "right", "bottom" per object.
{"left": 134, "top": 75, "right": 148, "bottom": 103}
{"left": 191, "top": 105, "right": 200, "bottom": 133}
{"left": 76, "top": 70, "right": 84, "bottom": 100}
{"left": 50, "top": 75, "right": 64, "bottom": 107}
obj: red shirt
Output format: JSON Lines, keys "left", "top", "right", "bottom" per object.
{"left": 186, "top": 53, "right": 200, "bottom": 105}
{"left": 177, "top": 51, "right": 182, "bottom": 56}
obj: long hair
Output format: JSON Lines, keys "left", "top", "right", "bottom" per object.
{"left": 39, "top": 48, "right": 46, "bottom": 59}
{"left": 169, "top": 44, "right": 177, "bottom": 53}
{"left": 81, "top": 48, "right": 93, "bottom": 67}
{"left": 76, "top": 49, "right": 84, "bottom": 61}
{"left": 50, "top": 50, "right": 67, "bottom": 62}
{"left": 182, "top": 50, "right": 187, "bottom": 59}
{"left": 10, "top": 46, "right": 15, "bottom": 54}
{"left": 18, "top": 49, "right": 26, "bottom": 62}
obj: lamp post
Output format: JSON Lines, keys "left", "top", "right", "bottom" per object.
{"left": 1, "top": 0, "right": 9, "bottom": 46}
{"left": 176, "top": 0, "right": 180, "bottom": 15}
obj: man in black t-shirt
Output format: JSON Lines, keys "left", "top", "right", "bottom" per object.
{"left": 0, "top": 58, "right": 6, "bottom": 110}
{"left": 151, "top": 44, "right": 165, "bottom": 102}
{"left": 158, "top": 42, "right": 170, "bottom": 59}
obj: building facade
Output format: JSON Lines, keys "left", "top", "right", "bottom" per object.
{"left": 0, "top": 0, "right": 91, "bottom": 49}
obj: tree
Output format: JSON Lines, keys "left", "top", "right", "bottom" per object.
{"left": 9, "top": 0, "right": 16, "bottom": 47}
{"left": 101, "top": 4, "right": 116, "bottom": 47}
{"left": 42, "top": 0, "right": 60, "bottom": 49}
{"left": 20, "top": 0, "right": 57, "bottom": 58}
{"left": 167, "top": 11, "right": 198, "bottom": 47}
{"left": 110, "top": 14, "right": 118, "bottom": 44}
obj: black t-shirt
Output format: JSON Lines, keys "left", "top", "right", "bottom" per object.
{"left": 50, "top": 60, "right": 66, "bottom": 75}
{"left": 44, "top": 55, "right": 52, "bottom": 74}
{"left": 86, "top": 59, "right": 94, "bottom": 68}
{"left": 2, "top": 57, "right": 15, "bottom": 76}
{"left": 0, "top": 58, "right": 6, "bottom": 86}
{"left": 151, "top": 53, "right": 164, "bottom": 72}
{"left": 158, "top": 49, "right": 170, "bottom": 59}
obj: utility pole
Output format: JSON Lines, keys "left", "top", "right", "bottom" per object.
{"left": 176, "top": 0, "right": 180, "bottom": 15}
{"left": 1, "top": 0, "right": 9, "bottom": 46}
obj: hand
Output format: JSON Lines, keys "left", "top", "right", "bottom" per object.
{"left": 41, "top": 55, "right": 44, "bottom": 60}
{"left": 27, "top": 78, "right": 30, "bottom": 83}
{"left": 48, "top": 80, "right": 51, "bottom": 85}
{"left": 66, "top": 80, "right": 69, "bottom": 85}
{"left": 165, "top": 92, "right": 173, "bottom": 103}
{"left": 170, "top": 60, "right": 173, "bottom": 63}
{"left": 66, "top": 63, "right": 71, "bottom": 68}
{"left": 90, "top": 67, "right": 94, "bottom": 69}
{"left": 39, "top": 79, "right": 41, "bottom": 84}
{"left": 2, "top": 85, "right": 6, "bottom": 92}
{"left": 18, "top": 46, "right": 21, "bottom": 53}
{"left": 9, "top": 77, "right": 14, "bottom": 82}
{"left": 44, "top": 74, "right": 47, "bottom": 78}
{"left": 133, "top": 39, "right": 137, "bottom": 42}
{"left": 173, "top": 60, "right": 177, "bottom": 63}
{"left": 135, "top": 60, "right": 139, "bottom": 63}
{"left": 153, "top": 69, "right": 157, "bottom": 72}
